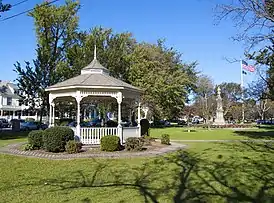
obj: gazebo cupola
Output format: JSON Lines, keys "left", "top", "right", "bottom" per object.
{"left": 81, "top": 46, "right": 110, "bottom": 75}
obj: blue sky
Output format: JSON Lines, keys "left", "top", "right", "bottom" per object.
{"left": 0, "top": 0, "right": 257, "bottom": 85}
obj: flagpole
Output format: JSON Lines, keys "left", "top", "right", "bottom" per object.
{"left": 240, "top": 59, "right": 245, "bottom": 123}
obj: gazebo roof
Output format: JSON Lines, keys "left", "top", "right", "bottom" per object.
{"left": 46, "top": 47, "right": 141, "bottom": 92}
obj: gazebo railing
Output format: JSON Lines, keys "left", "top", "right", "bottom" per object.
{"left": 80, "top": 127, "right": 118, "bottom": 144}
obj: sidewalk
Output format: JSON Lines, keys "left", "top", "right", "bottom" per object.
{"left": 171, "top": 139, "right": 274, "bottom": 142}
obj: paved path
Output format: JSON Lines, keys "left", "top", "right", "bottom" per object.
{"left": 0, "top": 142, "right": 187, "bottom": 160}
{"left": 171, "top": 139, "right": 274, "bottom": 142}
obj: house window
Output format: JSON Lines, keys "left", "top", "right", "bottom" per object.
{"left": 7, "top": 97, "right": 12, "bottom": 106}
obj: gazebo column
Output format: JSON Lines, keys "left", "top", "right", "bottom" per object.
{"left": 137, "top": 100, "right": 141, "bottom": 137}
{"left": 75, "top": 92, "right": 83, "bottom": 140}
{"left": 116, "top": 92, "right": 123, "bottom": 141}
{"left": 52, "top": 103, "right": 55, "bottom": 126}
{"left": 49, "top": 104, "right": 52, "bottom": 126}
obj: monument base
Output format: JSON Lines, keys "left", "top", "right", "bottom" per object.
{"left": 213, "top": 121, "right": 226, "bottom": 125}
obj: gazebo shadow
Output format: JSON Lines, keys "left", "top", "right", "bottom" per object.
{"left": 17, "top": 142, "right": 274, "bottom": 202}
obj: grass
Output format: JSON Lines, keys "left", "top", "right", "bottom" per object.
{"left": 150, "top": 127, "right": 274, "bottom": 140}
{"left": 0, "top": 129, "right": 274, "bottom": 202}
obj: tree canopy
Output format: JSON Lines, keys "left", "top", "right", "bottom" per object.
{"left": 128, "top": 42, "right": 197, "bottom": 119}
{"left": 14, "top": 1, "right": 198, "bottom": 120}
{"left": 216, "top": 0, "right": 274, "bottom": 99}
{"left": 0, "top": 0, "right": 11, "bottom": 17}
{"left": 14, "top": 0, "right": 80, "bottom": 122}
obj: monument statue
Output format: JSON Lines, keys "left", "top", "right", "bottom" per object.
{"left": 214, "top": 86, "right": 225, "bottom": 125}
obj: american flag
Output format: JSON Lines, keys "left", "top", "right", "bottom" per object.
{"left": 242, "top": 60, "right": 255, "bottom": 72}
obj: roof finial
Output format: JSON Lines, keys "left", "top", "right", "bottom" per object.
{"left": 94, "top": 45, "right": 97, "bottom": 60}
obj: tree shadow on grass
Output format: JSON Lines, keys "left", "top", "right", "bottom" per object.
{"left": 18, "top": 142, "right": 274, "bottom": 203}
{"left": 233, "top": 130, "right": 274, "bottom": 139}
{"left": 0, "top": 130, "right": 28, "bottom": 140}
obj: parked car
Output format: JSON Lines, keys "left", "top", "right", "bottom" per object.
{"left": 20, "top": 121, "right": 39, "bottom": 131}
{"left": 67, "top": 121, "right": 93, "bottom": 127}
{"left": 256, "top": 119, "right": 274, "bottom": 125}
{"left": 0, "top": 118, "right": 9, "bottom": 128}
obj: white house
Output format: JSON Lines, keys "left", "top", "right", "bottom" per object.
{"left": 0, "top": 80, "right": 31, "bottom": 120}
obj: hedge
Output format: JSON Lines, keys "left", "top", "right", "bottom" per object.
{"left": 28, "top": 130, "right": 44, "bottom": 149}
{"left": 100, "top": 135, "right": 121, "bottom": 152}
{"left": 43, "top": 127, "right": 74, "bottom": 152}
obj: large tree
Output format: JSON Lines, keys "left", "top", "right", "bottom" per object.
{"left": 248, "top": 78, "right": 273, "bottom": 119}
{"left": 216, "top": 0, "right": 274, "bottom": 98}
{"left": 193, "top": 75, "right": 215, "bottom": 123}
{"left": 14, "top": 0, "right": 80, "bottom": 122}
{"left": 216, "top": 0, "right": 273, "bottom": 48}
{"left": 128, "top": 41, "right": 198, "bottom": 119}
{"left": 64, "top": 27, "right": 136, "bottom": 81}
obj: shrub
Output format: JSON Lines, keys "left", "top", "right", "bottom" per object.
{"left": 161, "top": 134, "right": 170, "bottom": 145}
{"left": 28, "top": 130, "right": 44, "bottom": 149}
{"left": 100, "top": 135, "right": 121, "bottom": 152}
{"left": 23, "top": 144, "right": 34, "bottom": 151}
{"left": 140, "top": 136, "right": 155, "bottom": 146}
{"left": 65, "top": 140, "right": 82, "bottom": 154}
{"left": 125, "top": 137, "right": 144, "bottom": 151}
{"left": 43, "top": 127, "right": 74, "bottom": 152}
{"left": 25, "top": 117, "right": 35, "bottom": 122}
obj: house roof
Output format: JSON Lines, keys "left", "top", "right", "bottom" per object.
{"left": 0, "top": 81, "right": 21, "bottom": 99}
{"left": 46, "top": 48, "right": 141, "bottom": 92}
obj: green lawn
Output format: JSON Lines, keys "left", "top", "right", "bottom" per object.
{"left": 150, "top": 127, "right": 274, "bottom": 140}
{"left": 0, "top": 129, "right": 274, "bottom": 202}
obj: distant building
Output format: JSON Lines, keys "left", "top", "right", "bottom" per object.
{"left": 0, "top": 80, "right": 31, "bottom": 120}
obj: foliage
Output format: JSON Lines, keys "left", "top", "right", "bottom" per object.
{"left": 161, "top": 134, "right": 170, "bottom": 145}
{"left": 193, "top": 75, "right": 215, "bottom": 123}
{"left": 43, "top": 127, "right": 74, "bottom": 152}
{"left": 100, "top": 135, "right": 121, "bottom": 152}
{"left": 125, "top": 137, "right": 144, "bottom": 151}
{"left": 128, "top": 42, "right": 198, "bottom": 118}
{"left": 65, "top": 140, "right": 82, "bottom": 154}
{"left": 65, "top": 27, "right": 136, "bottom": 80}
{"left": 0, "top": 0, "right": 11, "bottom": 17}
{"left": 28, "top": 130, "right": 44, "bottom": 149}
{"left": 23, "top": 143, "right": 34, "bottom": 151}
{"left": 14, "top": 1, "right": 80, "bottom": 123}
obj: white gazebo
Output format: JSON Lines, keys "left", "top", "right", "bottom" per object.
{"left": 45, "top": 48, "right": 142, "bottom": 144}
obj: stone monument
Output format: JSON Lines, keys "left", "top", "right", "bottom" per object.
{"left": 214, "top": 86, "right": 225, "bottom": 125}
